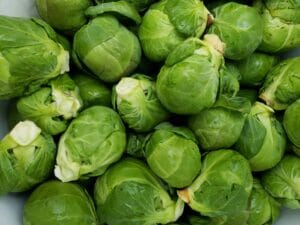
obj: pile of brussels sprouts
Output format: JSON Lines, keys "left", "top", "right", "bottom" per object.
{"left": 0, "top": 0, "right": 300, "bottom": 224}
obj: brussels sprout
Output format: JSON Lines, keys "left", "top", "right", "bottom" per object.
{"left": 23, "top": 180, "right": 98, "bottom": 225}
{"left": 0, "top": 16, "right": 69, "bottom": 100}
{"left": 138, "top": 0, "right": 210, "bottom": 62}
{"left": 113, "top": 74, "right": 169, "bottom": 132}
{"left": 178, "top": 150, "right": 253, "bottom": 224}
{"left": 262, "top": 155, "right": 300, "bottom": 209}
{"left": 188, "top": 95, "right": 251, "bottom": 151}
{"left": 247, "top": 178, "right": 281, "bottom": 225}
{"left": 138, "top": 1, "right": 184, "bottom": 62}
{"left": 73, "top": 15, "right": 141, "bottom": 83}
{"left": 55, "top": 106, "right": 126, "bottom": 182}
{"left": 73, "top": 73, "right": 111, "bottom": 109}
{"left": 283, "top": 99, "right": 300, "bottom": 148}
{"left": 36, "top": 0, "right": 93, "bottom": 34}
{"left": 17, "top": 74, "right": 82, "bottom": 135}
{"left": 144, "top": 123, "right": 201, "bottom": 188}
{"left": 156, "top": 36, "right": 224, "bottom": 115}
{"left": 237, "top": 89, "right": 258, "bottom": 105}
{"left": 96, "top": 0, "right": 156, "bottom": 12}
{"left": 94, "top": 158, "right": 184, "bottom": 225}
{"left": 207, "top": 2, "right": 263, "bottom": 60}
{"left": 0, "top": 121, "right": 56, "bottom": 195}
{"left": 254, "top": 0, "right": 300, "bottom": 53}
{"left": 259, "top": 57, "right": 300, "bottom": 110}
{"left": 235, "top": 52, "right": 278, "bottom": 86}
{"left": 235, "top": 102, "right": 286, "bottom": 171}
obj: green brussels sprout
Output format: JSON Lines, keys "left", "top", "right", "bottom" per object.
{"left": 188, "top": 95, "right": 251, "bottom": 151}
{"left": 219, "top": 63, "right": 241, "bottom": 97}
{"left": 178, "top": 150, "right": 253, "bottom": 224}
{"left": 113, "top": 74, "right": 169, "bottom": 132}
{"left": 235, "top": 102, "right": 286, "bottom": 171}
{"left": 235, "top": 52, "right": 278, "bottom": 86}
{"left": 55, "top": 106, "right": 126, "bottom": 182}
{"left": 144, "top": 123, "right": 201, "bottom": 188}
{"left": 94, "top": 158, "right": 184, "bottom": 225}
{"left": 73, "top": 73, "right": 112, "bottom": 109}
{"left": 237, "top": 89, "right": 258, "bottom": 105}
{"left": 23, "top": 180, "right": 98, "bottom": 225}
{"left": 73, "top": 15, "right": 141, "bottom": 83}
{"left": 138, "top": 0, "right": 184, "bottom": 62}
{"left": 262, "top": 155, "right": 300, "bottom": 209}
{"left": 0, "top": 121, "right": 56, "bottom": 195}
{"left": 36, "top": 0, "right": 93, "bottom": 34}
{"left": 0, "top": 16, "right": 69, "bottom": 100}
{"left": 156, "top": 36, "right": 224, "bottom": 115}
{"left": 259, "top": 57, "right": 300, "bottom": 110}
{"left": 247, "top": 178, "right": 281, "bottom": 225}
{"left": 138, "top": 0, "right": 210, "bottom": 62}
{"left": 96, "top": 0, "right": 156, "bottom": 12}
{"left": 283, "top": 99, "right": 300, "bottom": 148}
{"left": 207, "top": 2, "right": 263, "bottom": 60}
{"left": 17, "top": 74, "right": 82, "bottom": 135}
{"left": 254, "top": 0, "right": 300, "bottom": 53}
